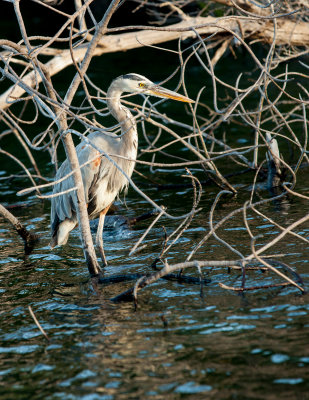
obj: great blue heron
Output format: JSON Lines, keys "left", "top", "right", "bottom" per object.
{"left": 50, "top": 73, "right": 194, "bottom": 265}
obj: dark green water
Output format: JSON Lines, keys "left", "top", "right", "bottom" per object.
{"left": 0, "top": 37, "right": 308, "bottom": 399}
{"left": 0, "top": 164, "right": 308, "bottom": 399}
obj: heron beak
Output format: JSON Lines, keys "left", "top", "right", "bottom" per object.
{"left": 148, "top": 86, "right": 195, "bottom": 103}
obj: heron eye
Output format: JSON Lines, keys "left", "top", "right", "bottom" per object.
{"left": 139, "top": 83, "right": 145, "bottom": 88}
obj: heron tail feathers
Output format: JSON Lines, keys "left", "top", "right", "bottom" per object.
{"left": 50, "top": 218, "right": 77, "bottom": 248}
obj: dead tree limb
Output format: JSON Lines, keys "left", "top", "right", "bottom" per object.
{"left": 110, "top": 257, "right": 305, "bottom": 303}
{"left": 1, "top": 10, "right": 308, "bottom": 111}
{"left": 0, "top": 203, "right": 39, "bottom": 254}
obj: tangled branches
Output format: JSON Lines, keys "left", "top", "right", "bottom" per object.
{"left": 0, "top": 0, "right": 308, "bottom": 300}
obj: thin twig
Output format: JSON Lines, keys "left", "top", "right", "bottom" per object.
{"left": 28, "top": 306, "right": 50, "bottom": 342}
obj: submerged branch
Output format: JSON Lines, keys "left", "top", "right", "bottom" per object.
{"left": 110, "top": 257, "right": 305, "bottom": 303}
{"left": 0, "top": 203, "right": 39, "bottom": 254}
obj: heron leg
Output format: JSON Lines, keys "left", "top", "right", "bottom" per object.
{"left": 96, "top": 205, "right": 110, "bottom": 267}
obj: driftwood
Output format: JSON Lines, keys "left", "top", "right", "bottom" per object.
{"left": 1, "top": 2, "right": 308, "bottom": 110}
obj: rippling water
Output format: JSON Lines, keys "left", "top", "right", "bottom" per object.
{"left": 0, "top": 31, "right": 308, "bottom": 397}
{"left": 0, "top": 165, "right": 308, "bottom": 400}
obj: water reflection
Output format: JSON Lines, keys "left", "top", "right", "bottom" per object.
{"left": 0, "top": 174, "right": 308, "bottom": 399}
{"left": 0, "top": 282, "right": 308, "bottom": 399}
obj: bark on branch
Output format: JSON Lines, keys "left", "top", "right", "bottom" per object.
{"left": 1, "top": 12, "right": 308, "bottom": 110}
{"left": 0, "top": 203, "right": 39, "bottom": 254}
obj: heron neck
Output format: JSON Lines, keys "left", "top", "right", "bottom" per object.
{"left": 107, "top": 84, "right": 138, "bottom": 154}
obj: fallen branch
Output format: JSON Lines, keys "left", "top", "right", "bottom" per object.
{"left": 0, "top": 203, "right": 39, "bottom": 254}
{"left": 1, "top": 13, "right": 308, "bottom": 110}
{"left": 110, "top": 256, "right": 305, "bottom": 303}
{"left": 99, "top": 272, "right": 211, "bottom": 286}
{"left": 218, "top": 282, "right": 292, "bottom": 292}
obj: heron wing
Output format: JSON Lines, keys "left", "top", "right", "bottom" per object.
{"left": 51, "top": 132, "right": 120, "bottom": 232}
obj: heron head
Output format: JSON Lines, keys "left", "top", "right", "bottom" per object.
{"left": 119, "top": 73, "right": 194, "bottom": 103}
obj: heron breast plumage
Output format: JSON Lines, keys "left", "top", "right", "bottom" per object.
{"left": 50, "top": 127, "right": 137, "bottom": 247}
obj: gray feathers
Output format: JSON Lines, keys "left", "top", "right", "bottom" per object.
{"left": 122, "top": 73, "right": 146, "bottom": 81}
{"left": 50, "top": 73, "right": 154, "bottom": 247}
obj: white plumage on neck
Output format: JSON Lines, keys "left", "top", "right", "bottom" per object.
{"left": 106, "top": 76, "right": 138, "bottom": 159}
